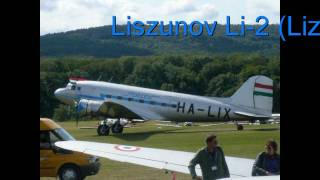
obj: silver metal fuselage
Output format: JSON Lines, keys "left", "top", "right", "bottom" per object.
{"left": 55, "top": 81, "right": 252, "bottom": 122}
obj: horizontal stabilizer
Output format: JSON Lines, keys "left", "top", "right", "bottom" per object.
{"left": 234, "top": 111, "right": 271, "bottom": 119}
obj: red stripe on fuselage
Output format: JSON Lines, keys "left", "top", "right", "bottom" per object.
{"left": 69, "top": 77, "right": 87, "bottom": 81}
{"left": 255, "top": 83, "right": 273, "bottom": 90}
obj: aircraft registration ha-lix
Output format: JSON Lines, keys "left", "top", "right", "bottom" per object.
{"left": 55, "top": 75, "right": 274, "bottom": 135}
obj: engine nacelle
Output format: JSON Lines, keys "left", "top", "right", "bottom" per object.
{"left": 77, "top": 99, "right": 104, "bottom": 114}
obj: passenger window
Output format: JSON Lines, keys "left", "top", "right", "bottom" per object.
{"left": 49, "top": 131, "right": 61, "bottom": 145}
{"left": 77, "top": 86, "right": 81, "bottom": 90}
{"left": 40, "top": 131, "right": 50, "bottom": 149}
{"left": 71, "top": 85, "right": 76, "bottom": 90}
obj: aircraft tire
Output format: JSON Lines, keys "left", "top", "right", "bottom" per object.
{"left": 237, "top": 124, "right": 244, "bottom": 131}
{"left": 111, "top": 123, "right": 123, "bottom": 134}
{"left": 97, "top": 124, "right": 110, "bottom": 136}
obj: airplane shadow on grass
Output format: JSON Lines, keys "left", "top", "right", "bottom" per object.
{"left": 90, "top": 127, "right": 280, "bottom": 141}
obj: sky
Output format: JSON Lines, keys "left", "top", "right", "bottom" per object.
{"left": 40, "top": 0, "right": 280, "bottom": 35}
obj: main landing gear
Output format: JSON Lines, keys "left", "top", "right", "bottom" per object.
{"left": 97, "top": 120, "right": 110, "bottom": 136}
{"left": 97, "top": 118, "right": 125, "bottom": 136}
{"left": 111, "top": 120, "right": 124, "bottom": 134}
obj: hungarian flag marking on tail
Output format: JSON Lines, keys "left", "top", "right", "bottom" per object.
{"left": 253, "top": 83, "right": 273, "bottom": 97}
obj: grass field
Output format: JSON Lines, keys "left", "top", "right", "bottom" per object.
{"left": 41, "top": 120, "right": 280, "bottom": 180}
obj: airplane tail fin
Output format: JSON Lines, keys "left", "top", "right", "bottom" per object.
{"left": 230, "top": 75, "right": 273, "bottom": 115}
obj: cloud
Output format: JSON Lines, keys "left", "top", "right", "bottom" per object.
{"left": 40, "top": 0, "right": 279, "bottom": 35}
{"left": 245, "top": 0, "right": 280, "bottom": 23}
{"left": 40, "top": 0, "right": 59, "bottom": 12}
{"left": 40, "top": 0, "right": 219, "bottom": 35}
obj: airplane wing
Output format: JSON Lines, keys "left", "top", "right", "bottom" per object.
{"left": 234, "top": 111, "right": 271, "bottom": 120}
{"left": 80, "top": 99, "right": 165, "bottom": 120}
{"left": 98, "top": 101, "right": 142, "bottom": 119}
{"left": 56, "top": 141, "right": 255, "bottom": 178}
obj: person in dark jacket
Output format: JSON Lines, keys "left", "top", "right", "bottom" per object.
{"left": 252, "top": 139, "right": 280, "bottom": 176}
{"left": 188, "top": 134, "right": 230, "bottom": 180}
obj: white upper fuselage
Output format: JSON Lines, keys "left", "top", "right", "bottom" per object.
{"left": 55, "top": 80, "right": 263, "bottom": 122}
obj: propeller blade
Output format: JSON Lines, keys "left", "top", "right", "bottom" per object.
{"left": 72, "top": 100, "right": 80, "bottom": 128}
{"left": 76, "top": 113, "right": 79, "bottom": 128}
{"left": 97, "top": 73, "right": 103, "bottom": 81}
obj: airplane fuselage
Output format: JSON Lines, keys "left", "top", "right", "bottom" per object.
{"left": 56, "top": 81, "right": 251, "bottom": 122}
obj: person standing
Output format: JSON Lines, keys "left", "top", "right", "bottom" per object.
{"left": 188, "top": 134, "right": 230, "bottom": 180}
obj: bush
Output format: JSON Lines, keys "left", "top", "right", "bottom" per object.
{"left": 53, "top": 105, "right": 76, "bottom": 121}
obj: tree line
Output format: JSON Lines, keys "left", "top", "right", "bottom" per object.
{"left": 41, "top": 24, "right": 279, "bottom": 58}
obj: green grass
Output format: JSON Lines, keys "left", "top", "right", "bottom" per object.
{"left": 41, "top": 121, "right": 280, "bottom": 180}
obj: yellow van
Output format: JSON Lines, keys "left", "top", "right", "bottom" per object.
{"left": 40, "top": 118, "right": 100, "bottom": 180}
